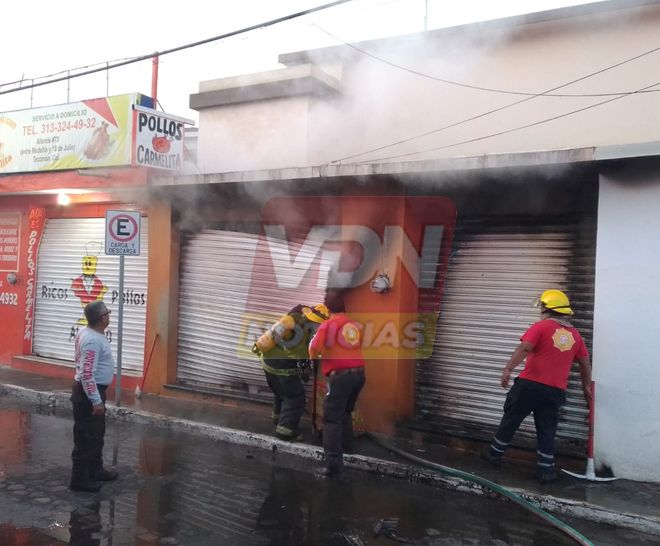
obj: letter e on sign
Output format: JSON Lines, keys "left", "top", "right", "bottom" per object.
{"left": 105, "top": 210, "right": 141, "bottom": 256}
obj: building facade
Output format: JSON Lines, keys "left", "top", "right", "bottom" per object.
{"left": 2, "top": 1, "right": 659, "bottom": 482}
{"left": 144, "top": 0, "right": 660, "bottom": 482}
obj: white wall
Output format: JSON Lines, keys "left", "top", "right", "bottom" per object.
{"left": 197, "top": 96, "right": 310, "bottom": 173}
{"left": 593, "top": 168, "right": 660, "bottom": 482}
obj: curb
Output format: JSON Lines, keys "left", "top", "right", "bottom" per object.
{"left": 2, "top": 383, "right": 659, "bottom": 537}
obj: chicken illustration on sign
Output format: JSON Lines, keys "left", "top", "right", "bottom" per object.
{"left": 71, "top": 242, "right": 107, "bottom": 325}
{"left": 132, "top": 108, "right": 191, "bottom": 171}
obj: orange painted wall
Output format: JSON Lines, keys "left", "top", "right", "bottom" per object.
{"left": 342, "top": 195, "right": 456, "bottom": 434}
{"left": 259, "top": 194, "right": 455, "bottom": 434}
{"left": 338, "top": 195, "right": 411, "bottom": 434}
{"left": 142, "top": 199, "right": 180, "bottom": 394}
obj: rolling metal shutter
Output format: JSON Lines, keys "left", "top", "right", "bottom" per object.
{"left": 176, "top": 229, "right": 328, "bottom": 400}
{"left": 32, "top": 217, "right": 149, "bottom": 376}
{"left": 416, "top": 217, "right": 596, "bottom": 446}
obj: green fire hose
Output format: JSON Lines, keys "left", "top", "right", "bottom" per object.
{"left": 366, "top": 433, "right": 594, "bottom": 546}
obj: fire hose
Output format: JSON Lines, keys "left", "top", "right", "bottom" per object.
{"left": 366, "top": 432, "right": 594, "bottom": 546}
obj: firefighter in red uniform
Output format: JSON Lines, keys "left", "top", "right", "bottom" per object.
{"left": 483, "top": 289, "right": 592, "bottom": 483}
{"left": 309, "top": 299, "right": 365, "bottom": 477}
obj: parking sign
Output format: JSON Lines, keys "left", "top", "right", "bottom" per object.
{"left": 105, "top": 210, "right": 141, "bottom": 256}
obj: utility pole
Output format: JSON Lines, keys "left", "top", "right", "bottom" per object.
{"left": 151, "top": 54, "right": 159, "bottom": 107}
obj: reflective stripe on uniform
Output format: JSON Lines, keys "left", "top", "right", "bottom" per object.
{"left": 275, "top": 425, "right": 296, "bottom": 437}
{"left": 262, "top": 362, "right": 299, "bottom": 377}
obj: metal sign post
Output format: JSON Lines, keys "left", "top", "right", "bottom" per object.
{"left": 105, "top": 210, "right": 141, "bottom": 407}
{"left": 116, "top": 254, "right": 125, "bottom": 407}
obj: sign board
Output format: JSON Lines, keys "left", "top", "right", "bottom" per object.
{"left": 0, "top": 94, "right": 153, "bottom": 174}
{"left": 0, "top": 212, "right": 20, "bottom": 272}
{"left": 105, "top": 211, "right": 141, "bottom": 256}
{"left": 132, "top": 106, "right": 192, "bottom": 171}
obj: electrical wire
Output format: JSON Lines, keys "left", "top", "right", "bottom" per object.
{"left": 347, "top": 77, "right": 660, "bottom": 164}
{"left": 0, "top": 0, "right": 354, "bottom": 97}
{"left": 314, "top": 25, "right": 660, "bottom": 164}
{"left": 0, "top": 56, "right": 141, "bottom": 90}
{"left": 315, "top": 24, "right": 660, "bottom": 98}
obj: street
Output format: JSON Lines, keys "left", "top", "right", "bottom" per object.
{"left": 0, "top": 396, "right": 655, "bottom": 546}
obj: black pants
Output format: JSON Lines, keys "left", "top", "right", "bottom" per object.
{"left": 491, "top": 378, "right": 566, "bottom": 470}
{"left": 71, "top": 382, "right": 108, "bottom": 479}
{"left": 322, "top": 369, "right": 365, "bottom": 471}
{"left": 263, "top": 358, "right": 305, "bottom": 438}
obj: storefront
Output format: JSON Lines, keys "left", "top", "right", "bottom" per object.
{"left": 0, "top": 93, "right": 190, "bottom": 380}
{"left": 32, "top": 215, "right": 149, "bottom": 375}
{"left": 412, "top": 172, "right": 598, "bottom": 452}
{"left": 416, "top": 216, "right": 596, "bottom": 447}
{"left": 175, "top": 228, "right": 328, "bottom": 400}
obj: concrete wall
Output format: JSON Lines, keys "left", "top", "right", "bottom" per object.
{"left": 593, "top": 166, "right": 660, "bottom": 482}
{"left": 197, "top": 97, "right": 310, "bottom": 173}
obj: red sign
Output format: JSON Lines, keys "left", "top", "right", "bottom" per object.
{"left": 23, "top": 207, "right": 46, "bottom": 353}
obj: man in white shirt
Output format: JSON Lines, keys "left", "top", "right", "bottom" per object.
{"left": 70, "top": 301, "right": 118, "bottom": 491}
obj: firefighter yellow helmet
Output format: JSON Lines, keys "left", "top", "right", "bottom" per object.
{"left": 537, "top": 289, "right": 573, "bottom": 315}
{"left": 303, "top": 303, "right": 330, "bottom": 324}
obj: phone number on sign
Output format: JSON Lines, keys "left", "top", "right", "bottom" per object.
{"left": 0, "top": 292, "right": 18, "bottom": 305}
{"left": 40, "top": 118, "right": 97, "bottom": 133}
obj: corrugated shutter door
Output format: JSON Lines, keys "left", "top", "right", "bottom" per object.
{"left": 32, "top": 217, "right": 149, "bottom": 376}
{"left": 416, "top": 219, "right": 595, "bottom": 445}
{"left": 176, "top": 229, "right": 328, "bottom": 399}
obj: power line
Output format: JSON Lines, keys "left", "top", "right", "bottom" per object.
{"left": 315, "top": 24, "right": 660, "bottom": 98}
{"left": 1, "top": 56, "right": 141, "bottom": 90}
{"left": 0, "top": 0, "right": 353, "bottom": 97}
{"left": 348, "top": 79, "right": 660, "bottom": 164}
{"left": 326, "top": 30, "right": 660, "bottom": 163}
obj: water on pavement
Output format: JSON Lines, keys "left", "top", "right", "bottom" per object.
{"left": 0, "top": 398, "right": 656, "bottom": 546}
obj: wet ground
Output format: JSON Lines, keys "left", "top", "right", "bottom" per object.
{"left": 0, "top": 397, "right": 656, "bottom": 546}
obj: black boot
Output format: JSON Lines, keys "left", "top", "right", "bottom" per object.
{"left": 70, "top": 472, "right": 101, "bottom": 492}
{"left": 481, "top": 448, "right": 503, "bottom": 467}
{"left": 91, "top": 468, "right": 118, "bottom": 482}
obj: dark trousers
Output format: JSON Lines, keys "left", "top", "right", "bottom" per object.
{"left": 323, "top": 369, "right": 365, "bottom": 471}
{"left": 491, "top": 378, "right": 566, "bottom": 470}
{"left": 263, "top": 358, "right": 305, "bottom": 437}
{"left": 71, "top": 382, "right": 108, "bottom": 479}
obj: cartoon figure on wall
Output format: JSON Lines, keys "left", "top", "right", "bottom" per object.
{"left": 71, "top": 242, "right": 107, "bottom": 325}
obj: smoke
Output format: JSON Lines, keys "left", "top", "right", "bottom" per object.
{"left": 195, "top": 1, "right": 660, "bottom": 173}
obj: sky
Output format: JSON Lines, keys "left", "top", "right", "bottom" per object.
{"left": 1, "top": 0, "right": 598, "bottom": 123}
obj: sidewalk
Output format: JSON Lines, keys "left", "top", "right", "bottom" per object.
{"left": 1, "top": 365, "right": 658, "bottom": 537}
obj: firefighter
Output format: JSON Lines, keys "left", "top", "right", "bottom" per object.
{"left": 252, "top": 303, "right": 330, "bottom": 441}
{"left": 483, "top": 289, "right": 592, "bottom": 483}
{"left": 309, "top": 299, "right": 366, "bottom": 477}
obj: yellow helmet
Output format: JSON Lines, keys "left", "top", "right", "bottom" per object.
{"left": 537, "top": 289, "right": 573, "bottom": 315}
{"left": 303, "top": 303, "right": 330, "bottom": 324}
